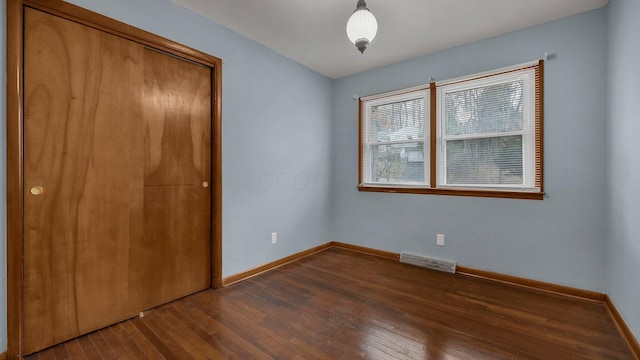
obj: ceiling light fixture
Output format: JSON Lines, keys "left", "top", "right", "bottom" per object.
{"left": 346, "top": 0, "right": 378, "bottom": 54}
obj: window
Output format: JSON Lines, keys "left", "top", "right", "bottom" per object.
{"left": 362, "top": 89, "right": 430, "bottom": 186}
{"left": 359, "top": 61, "right": 544, "bottom": 200}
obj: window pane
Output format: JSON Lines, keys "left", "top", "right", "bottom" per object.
{"left": 445, "top": 81, "right": 523, "bottom": 136}
{"left": 445, "top": 136, "right": 523, "bottom": 185}
{"left": 370, "top": 142, "right": 425, "bottom": 184}
{"left": 371, "top": 98, "right": 425, "bottom": 142}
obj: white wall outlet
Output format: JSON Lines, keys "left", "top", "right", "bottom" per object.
{"left": 271, "top": 232, "right": 277, "bottom": 244}
{"left": 437, "top": 234, "right": 445, "bottom": 246}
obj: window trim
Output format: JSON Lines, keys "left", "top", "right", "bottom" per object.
{"left": 358, "top": 60, "right": 544, "bottom": 200}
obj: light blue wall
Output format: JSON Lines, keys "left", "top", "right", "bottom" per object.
{"left": 607, "top": 0, "right": 640, "bottom": 341}
{"left": 331, "top": 9, "right": 609, "bottom": 292}
{"left": 0, "top": 0, "right": 333, "bottom": 352}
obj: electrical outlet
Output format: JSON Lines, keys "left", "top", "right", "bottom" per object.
{"left": 437, "top": 234, "right": 445, "bottom": 246}
{"left": 271, "top": 232, "right": 277, "bottom": 244}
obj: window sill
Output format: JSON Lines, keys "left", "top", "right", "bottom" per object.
{"left": 358, "top": 185, "right": 545, "bottom": 200}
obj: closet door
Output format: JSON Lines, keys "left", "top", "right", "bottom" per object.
{"left": 130, "top": 48, "right": 212, "bottom": 311}
{"left": 23, "top": 8, "right": 145, "bottom": 354}
{"left": 22, "top": 8, "right": 212, "bottom": 354}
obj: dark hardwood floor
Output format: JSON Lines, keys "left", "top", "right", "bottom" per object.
{"left": 27, "top": 248, "right": 634, "bottom": 359}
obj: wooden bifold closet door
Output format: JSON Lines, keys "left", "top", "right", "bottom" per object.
{"left": 22, "top": 8, "right": 212, "bottom": 354}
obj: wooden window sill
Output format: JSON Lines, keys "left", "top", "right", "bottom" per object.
{"left": 358, "top": 185, "right": 545, "bottom": 200}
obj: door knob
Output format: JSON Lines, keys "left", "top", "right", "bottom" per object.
{"left": 202, "top": 181, "right": 209, "bottom": 188}
{"left": 30, "top": 186, "right": 45, "bottom": 196}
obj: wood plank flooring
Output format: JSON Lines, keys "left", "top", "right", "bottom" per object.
{"left": 26, "top": 248, "right": 634, "bottom": 359}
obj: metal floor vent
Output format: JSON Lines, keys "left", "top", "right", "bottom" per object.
{"left": 399, "top": 252, "right": 456, "bottom": 274}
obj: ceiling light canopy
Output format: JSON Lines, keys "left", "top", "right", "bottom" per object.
{"left": 346, "top": 0, "right": 377, "bottom": 54}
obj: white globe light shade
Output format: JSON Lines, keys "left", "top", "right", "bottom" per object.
{"left": 346, "top": 8, "right": 378, "bottom": 47}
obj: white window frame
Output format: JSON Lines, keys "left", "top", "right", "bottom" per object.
{"left": 436, "top": 68, "right": 539, "bottom": 192}
{"left": 361, "top": 88, "right": 430, "bottom": 187}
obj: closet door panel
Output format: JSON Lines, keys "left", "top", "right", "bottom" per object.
{"left": 23, "top": 8, "right": 144, "bottom": 354}
{"left": 129, "top": 48, "right": 212, "bottom": 310}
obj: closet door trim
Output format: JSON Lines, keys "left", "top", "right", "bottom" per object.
{"left": 6, "top": 1, "right": 223, "bottom": 357}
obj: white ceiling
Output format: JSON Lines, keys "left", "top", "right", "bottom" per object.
{"left": 169, "top": 0, "right": 609, "bottom": 79}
